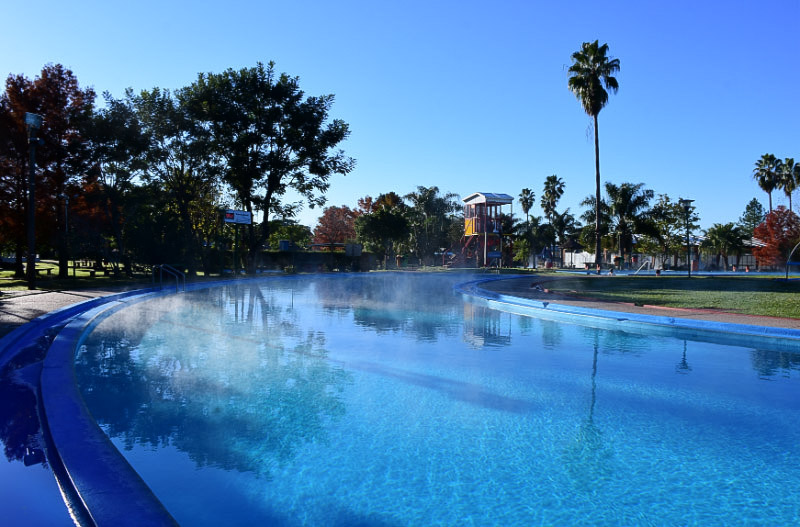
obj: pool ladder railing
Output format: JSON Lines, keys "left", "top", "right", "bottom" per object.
{"left": 153, "top": 264, "right": 185, "bottom": 292}
{"left": 633, "top": 259, "right": 652, "bottom": 275}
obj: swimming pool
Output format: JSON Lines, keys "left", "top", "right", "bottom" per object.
{"left": 61, "top": 273, "right": 800, "bottom": 525}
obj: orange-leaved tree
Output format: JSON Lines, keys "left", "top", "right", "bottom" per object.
{"left": 752, "top": 206, "right": 800, "bottom": 267}
{"left": 313, "top": 205, "right": 358, "bottom": 250}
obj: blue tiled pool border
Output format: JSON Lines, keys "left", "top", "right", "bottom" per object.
{"left": 456, "top": 276, "right": 800, "bottom": 349}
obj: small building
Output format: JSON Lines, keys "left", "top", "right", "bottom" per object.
{"left": 462, "top": 192, "right": 514, "bottom": 267}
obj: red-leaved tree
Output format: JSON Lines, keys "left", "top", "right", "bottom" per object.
{"left": 313, "top": 205, "right": 358, "bottom": 250}
{"left": 753, "top": 206, "right": 800, "bottom": 267}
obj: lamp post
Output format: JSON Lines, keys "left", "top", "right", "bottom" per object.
{"left": 59, "top": 193, "right": 70, "bottom": 277}
{"left": 678, "top": 198, "right": 694, "bottom": 278}
{"left": 25, "top": 112, "right": 43, "bottom": 290}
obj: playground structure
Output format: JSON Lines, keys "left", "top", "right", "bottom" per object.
{"left": 461, "top": 192, "right": 513, "bottom": 267}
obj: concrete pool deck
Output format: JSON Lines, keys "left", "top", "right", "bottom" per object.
{"left": 0, "top": 288, "right": 135, "bottom": 338}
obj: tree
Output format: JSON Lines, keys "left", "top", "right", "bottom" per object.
{"left": 643, "top": 194, "right": 697, "bottom": 268}
{"left": 568, "top": 40, "right": 620, "bottom": 267}
{"left": 604, "top": 182, "right": 655, "bottom": 266}
{"left": 703, "top": 223, "right": 746, "bottom": 270}
{"left": 3, "top": 64, "right": 96, "bottom": 279}
{"left": 779, "top": 157, "right": 798, "bottom": 212}
{"left": 87, "top": 92, "right": 149, "bottom": 275}
{"left": 541, "top": 175, "right": 565, "bottom": 225}
{"left": 267, "top": 220, "right": 312, "bottom": 250}
{"left": 552, "top": 208, "right": 580, "bottom": 265}
{"left": 131, "top": 87, "right": 219, "bottom": 277}
{"left": 355, "top": 199, "right": 411, "bottom": 269}
{"left": 0, "top": 84, "right": 27, "bottom": 277}
{"left": 739, "top": 198, "right": 766, "bottom": 238}
{"left": 753, "top": 153, "right": 780, "bottom": 212}
{"left": 519, "top": 188, "right": 535, "bottom": 224}
{"left": 313, "top": 205, "right": 357, "bottom": 250}
{"left": 184, "top": 61, "right": 355, "bottom": 272}
{"left": 404, "top": 186, "right": 460, "bottom": 265}
{"left": 752, "top": 206, "right": 800, "bottom": 268}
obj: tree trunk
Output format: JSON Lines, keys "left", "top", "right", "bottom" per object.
{"left": 593, "top": 113, "right": 602, "bottom": 270}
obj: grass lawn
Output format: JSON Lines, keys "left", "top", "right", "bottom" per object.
{"left": 541, "top": 275, "right": 800, "bottom": 319}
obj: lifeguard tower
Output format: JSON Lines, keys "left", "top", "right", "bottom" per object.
{"left": 462, "top": 192, "right": 514, "bottom": 267}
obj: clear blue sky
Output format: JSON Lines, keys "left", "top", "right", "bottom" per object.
{"left": 3, "top": 0, "right": 798, "bottom": 230}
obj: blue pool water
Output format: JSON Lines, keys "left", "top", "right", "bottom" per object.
{"left": 73, "top": 274, "right": 800, "bottom": 526}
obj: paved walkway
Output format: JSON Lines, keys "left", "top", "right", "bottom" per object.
{"left": 0, "top": 288, "right": 133, "bottom": 338}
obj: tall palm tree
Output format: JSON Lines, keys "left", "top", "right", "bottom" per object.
{"left": 519, "top": 188, "right": 535, "bottom": 225}
{"left": 568, "top": 41, "right": 620, "bottom": 268}
{"left": 541, "top": 174, "right": 565, "bottom": 224}
{"left": 779, "top": 157, "right": 797, "bottom": 212}
{"left": 753, "top": 153, "right": 779, "bottom": 212}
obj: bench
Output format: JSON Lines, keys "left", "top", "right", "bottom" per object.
{"left": 34, "top": 268, "right": 53, "bottom": 276}
{"left": 68, "top": 266, "right": 96, "bottom": 278}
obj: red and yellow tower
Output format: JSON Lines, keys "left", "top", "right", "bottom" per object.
{"left": 461, "top": 192, "right": 513, "bottom": 267}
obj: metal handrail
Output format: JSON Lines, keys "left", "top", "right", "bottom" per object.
{"left": 633, "top": 259, "right": 652, "bottom": 275}
{"left": 786, "top": 241, "right": 800, "bottom": 280}
{"left": 153, "top": 264, "right": 185, "bottom": 292}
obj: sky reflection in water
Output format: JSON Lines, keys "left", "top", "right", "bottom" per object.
{"left": 73, "top": 274, "right": 800, "bottom": 526}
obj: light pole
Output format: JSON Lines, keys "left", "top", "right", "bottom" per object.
{"left": 25, "top": 112, "right": 43, "bottom": 290}
{"left": 59, "top": 193, "right": 70, "bottom": 277}
{"left": 679, "top": 198, "right": 694, "bottom": 278}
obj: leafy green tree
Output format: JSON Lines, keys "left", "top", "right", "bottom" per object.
{"left": 404, "top": 186, "right": 460, "bottom": 265}
{"left": 650, "top": 194, "right": 699, "bottom": 269}
{"left": 267, "top": 220, "right": 312, "bottom": 250}
{"left": 88, "top": 92, "right": 148, "bottom": 275}
{"left": 753, "top": 153, "right": 780, "bottom": 212}
{"left": 131, "top": 87, "right": 219, "bottom": 276}
{"left": 739, "top": 198, "right": 766, "bottom": 237}
{"left": 568, "top": 40, "right": 620, "bottom": 267}
{"left": 702, "top": 223, "right": 746, "bottom": 270}
{"left": 184, "top": 62, "right": 354, "bottom": 272}
{"left": 355, "top": 200, "right": 410, "bottom": 268}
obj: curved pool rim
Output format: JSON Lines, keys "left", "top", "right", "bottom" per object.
{"left": 457, "top": 275, "right": 800, "bottom": 347}
{"left": 8, "top": 273, "right": 800, "bottom": 525}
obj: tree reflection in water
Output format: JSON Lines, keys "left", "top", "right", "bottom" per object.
{"left": 563, "top": 332, "right": 614, "bottom": 490}
{"left": 77, "top": 281, "right": 352, "bottom": 478}
{"left": 314, "top": 273, "right": 464, "bottom": 340}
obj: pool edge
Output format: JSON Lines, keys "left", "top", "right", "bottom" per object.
{"left": 456, "top": 276, "right": 800, "bottom": 347}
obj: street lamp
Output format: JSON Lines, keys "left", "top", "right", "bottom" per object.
{"left": 678, "top": 198, "right": 694, "bottom": 278}
{"left": 25, "top": 112, "right": 43, "bottom": 290}
{"left": 59, "top": 193, "right": 70, "bottom": 277}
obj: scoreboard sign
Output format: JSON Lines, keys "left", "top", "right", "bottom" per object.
{"left": 224, "top": 210, "right": 252, "bottom": 224}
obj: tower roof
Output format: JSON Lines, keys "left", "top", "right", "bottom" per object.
{"left": 462, "top": 192, "right": 514, "bottom": 205}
